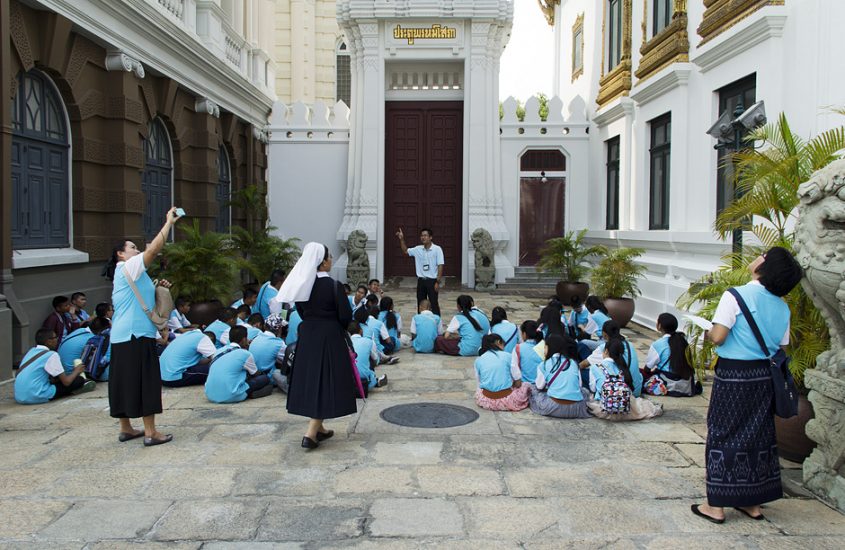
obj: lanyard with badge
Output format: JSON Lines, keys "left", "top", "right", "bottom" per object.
{"left": 422, "top": 246, "right": 433, "bottom": 273}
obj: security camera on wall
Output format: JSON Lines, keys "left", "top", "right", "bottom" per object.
{"left": 737, "top": 100, "right": 766, "bottom": 130}
{"left": 706, "top": 110, "right": 733, "bottom": 141}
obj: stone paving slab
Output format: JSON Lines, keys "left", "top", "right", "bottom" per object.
{"left": 0, "top": 287, "right": 840, "bottom": 547}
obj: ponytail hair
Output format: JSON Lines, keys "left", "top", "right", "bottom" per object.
{"left": 491, "top": 306, "right": 507, "bottom": 327}
{"left": 457, "top": 295, "right": 483, "bottom": 331}
{"left": 102, "top": 240, "right": 128, "bottom": 281}
{"left": 606, "top": 337, "right": 633, "bottom": 387}
{"left": 479, "top": 333, "right": 504, "bottom": 356}
{"left": 658, "top": 313, "right": 693, "bottom": 378}
{"left": 544, "top": 333, "right": 572, "bottom": 374}
{"left": 601, "top": 320, "right": 622, "bottom": 341}
{"left": 585, "top": 295, "right": 608, "bottom": 315}
{"left": 521, "top": 320, "right": 542, "bottom": 342}
{"left": 539, "top": 299, "right": 565, "bottom": 337}
{"left": 379, "top": 296, "right": 397, "bottom": 330}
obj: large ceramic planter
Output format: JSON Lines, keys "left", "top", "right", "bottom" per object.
{"left": 775, "top": 393, "right": 816, "bottom": 463}
{"left": 556, "top": 281, "right": 589, "bottom": 306}
{"left": 604, "top": 297, "right": 635, "bottom": 328}
{"left": 187, "top": 300, "right": 224, "bottom": 329}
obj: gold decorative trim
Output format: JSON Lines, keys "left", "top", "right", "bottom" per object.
{"left": 697, "top": 0, "right": 784, "bottom": 45}
{"left": 635, "top": 5, "right": 690, "bottom": 83}
{"left": 571, "top": 13, "right": 585, "bottom": 82}
{"left": 597, "top": 0, "right": 633, "bottom": 107}
{"left": 537, "top": 0, "right": 560, "bottom": 26}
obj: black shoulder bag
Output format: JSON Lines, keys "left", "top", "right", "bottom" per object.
{"left": 727, "top": 288, "right": 798, "bottom": 419}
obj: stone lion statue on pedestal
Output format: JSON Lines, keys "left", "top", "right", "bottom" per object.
{"left": 471, "top": 228, "right": 496, "bottom": 291}
{"left": 346, "top": 230, "right": 370, "bottom": 288}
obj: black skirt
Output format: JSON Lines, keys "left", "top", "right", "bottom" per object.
{"left": 109, "top": 336, "right": 163, "bottom": 418}
{"left": 705, "top": 357, "right": 782, "bottom": 507}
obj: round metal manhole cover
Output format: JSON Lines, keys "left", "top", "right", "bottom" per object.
{"left": 379, "top": 403, "right": 479, "bottom": 428}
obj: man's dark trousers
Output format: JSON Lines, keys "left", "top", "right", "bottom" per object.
{"left": 417, "top": 277, "right": 440, "bottom": 315}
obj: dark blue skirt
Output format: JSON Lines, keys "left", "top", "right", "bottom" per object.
{"left": 706, "top": 357, "right": 782, "bottom": 507}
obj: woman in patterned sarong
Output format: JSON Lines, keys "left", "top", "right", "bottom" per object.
{"left": 691, "top": 247, "right": 802, "bottom": 524}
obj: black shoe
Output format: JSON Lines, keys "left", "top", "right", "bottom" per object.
{"left": 301, "top": 436, "right": 319, "bottom": 449}
{"left": 376, "top": 374, "right": 388, "bottom": 387}
{"left": 143, "top": 434, "right": 173, "bottom": 447}
{"left": 316, "top": 429, "right": 334, "bottom": 442}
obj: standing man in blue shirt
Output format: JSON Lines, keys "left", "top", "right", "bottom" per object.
{"left": 396, "top": 227, "right": 444, "bottom": 315}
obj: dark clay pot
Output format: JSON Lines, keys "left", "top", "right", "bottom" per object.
{"left": 187, "top": 300, "right": 224, "bottom": 329}
{"left": 775, "top": 393, "right": 816, "bottom": 463}
{"left": 604, "top": 297, "right": 635, "bottom": 328}
{"left": 555, "top": 281, "right": 589, "bottom": 307}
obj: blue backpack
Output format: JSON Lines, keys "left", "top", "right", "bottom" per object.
{"left": 80, "top": 329, "right": 110, "bottom": 381}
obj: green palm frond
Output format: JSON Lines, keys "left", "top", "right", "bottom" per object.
{"left": 538, "top": 229, "right": 606, "bottom": 282}
{"left": 590, "top": 247, "right": 646, "bottom": 299}
{"left": 161, "top": 220, "right": 239, "bottom": 303}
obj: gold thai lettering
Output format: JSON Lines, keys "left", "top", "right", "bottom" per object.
{"left": 393, "top": 24, "right": 457, "bottom": 45}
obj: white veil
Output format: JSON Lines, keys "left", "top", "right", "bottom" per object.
{"left": 273, "top": 242, "right": 326, "bottom": 306}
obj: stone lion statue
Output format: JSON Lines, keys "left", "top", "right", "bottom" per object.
{"left": 471, "top": 228, "right": 496, "bottom": 291}
{"left": 795, "top": 159, "right": 845, "bottom": 376}
{"left": 346, "top": 230, "right": 370, "bottom": 287}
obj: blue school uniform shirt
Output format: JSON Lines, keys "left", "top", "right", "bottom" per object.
{"left": 455, "top": 310, "right": 490, "bottom": 356}
{"left": 474, "top": 350, "right": 513, "bottom": 392}
{"left": 351, "top": 334, "right": 378, "bottom": 389}
{"left": 111, "top": 255, "right": 157, "bottom": 343}
{"left": 590, "top": 311, "right": 612, "bottom": 338}
{"left": 568, "top": 308, "right": 590, "bottom": 329}
{"left": 515, "top": 340, "right": 543, "bottom": 383}
{"left": 205, "top": 345, "right": 254, "bottom": 403}
{"left": 205, "top": 320, "right": 231, "bottom": 348}
{"left": 714, "top": 282, "right": 790, "bottom": 360}
{"left": 491, "top": 321, "right": 520, "bottom": 354}
{"left": 538, "top": 355, "right": 583, "bottom": 401}
{"left": 590, "top": 340, "right": 642, "bottom": 397}
{"left": 160, "top": 329, "right": 215, "bottom": 382}
{"left": 378, "top": 311, "right": 401, "bottom": 347}
{"left": 412, "top": 312, "right": 440, "bottom": 353}
{"left": 363, "top": 316, "right": 389, "bottom": 353}
{"left": 249, "top": 333, "right": 285, "bottom": 377}
{"left": 254, "top": 282, "right": 278, "bottom": 318}
{"left": 285, "top": 309, "right": 302, "bottom": 346}
{"left": 57, "top": 328, "right": 92, "bottom": 372}
{"left": 14, "top": 346, "right": 64, "bottom": 404}
{"left": 231, "top": 298, "right": 244, "bottom": 309}
{"left": 648, "top": 335, "right": 671, "bottom": 372}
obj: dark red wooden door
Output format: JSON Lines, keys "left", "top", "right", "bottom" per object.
{"left": 519, "top": 177, "right": 565, "bottom": 265}
{"left": 385, "top": 102, "right": 463, "bottom": 276}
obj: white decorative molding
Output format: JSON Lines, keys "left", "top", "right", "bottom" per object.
{"left": 592, "top": 96, "right": 635, "bottom": 126}
{"left": 267, "top": 100, "right": 351, "bottom": 144}
{"left": 630, "top": 63, "right": 692, "bottom": 106}
{"left": 104, "top": 50, "right": 145, "bottom": 78}
{"left": 194, "top": 97, "right": 220, "bottom": 117}
{"left": 12, "top": 248, "right": 90, "bottom": 270}
{"left": 690, "top": 10, "right": 788, "bottom": 73}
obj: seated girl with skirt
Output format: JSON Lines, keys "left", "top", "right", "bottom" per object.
{"left": 474, "top": 334, "right": 529, "bottom": 411}
{"left": 434, "top": 295, "right": 490, "bottom": 356}
{"left": 586, "top": 337, "right": 663, "bottom": 421}
{"left": 490, "top": 307, "right": 521, "bottom": 354}
{"left": 642, "top": 313, "right": 701, "bottom": 397}
{"left": 528, "top": 334, "right": 590, "bottom": 419}
{"left": 377, "top": 296, "right": 402, "bottom": 352}
{"left": 511, "top": 320, "right": 544, "bottom": 386}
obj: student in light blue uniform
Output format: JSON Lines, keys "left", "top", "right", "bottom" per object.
{"left": 586, "top": 337, "right": 663, "bottom": 421}
{"left": 205, "top": 326, "right": 272, "bottom": 404}
{"left": 285, "top": 308, "right": 303, "bottom": 346}
{"left": 643, "top": 313, "right": 698, "bottom": 396}
{"left": 15, "top": 328, "right": 95, "bottom": 404}
{"left": 377, "top": 296, "right": 401, "bottom": 352}
{"left": 511, "top": 320, "right": 544, "bottom": 384}
{"left": 168, "top": 297, "right": 195, "bottom": 336}
{"left": 538, "top": 299, "right": 567, "bottom": 340}
{"left": 57, "top": 326, "right": 93, "bottom": 372}
{"left": 249, "top": 324, "right": 286, "bottom": 380}
{"left": 160, "top": 329, "right": 217, "bottom": 387}
{"left": 349, "top": 284, "right": 368, "bottom": 314}
{"left": 528, "top": 334, "right": 590, "bottom": 418}
{"left": 253, "top": 270, "right": 286, "bottom": 318}
{"left": 490, "top": 307, "right": 520, "bottom": 354}
{"left": 235, "top": 304, "right": 252, "bottom": 326}
{"left": 565, "top": 295, "right": 591, "bottom": 339}
{"left": 410, "top": 299, "right": 442, "bottom": 353}
{"left": 231, "top": 288, "right": 258, "bottom": 311}
{"left": 354, "top": 306, "right": 389, "bottom": 354}
{"left": 435, "top": 295, "right": 490, "bottom": 356}
{"left": 220, "top": 313, "right": 264, "bottom": 345}
{"left": 578, "top": 296, "right": 611, "bottom": 357}
{"left": 474, "top": 334, "right": 529, "bottom": 411}
{"left": 70, "top": 292, "right": 90, "bottom": 324}
{"left": 348, "top": 321, "right": 387, "bottom": 392}
{"left": 204, "top": 308, "right": 238, "bottom": 348}
{"left": 582, "top": 320, "right": 642, "bottom": 396}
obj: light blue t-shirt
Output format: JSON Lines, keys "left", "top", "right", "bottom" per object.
{"left": 254, "top": 282, "right": 278, "bottom": 318}
{"left": 591, "top": 340, "right": 642, "bottom": 397}
{"left": 590, "top": 311, "right": 612, "bottom": 338}
{"left": 231, "top": 298, "right": 244, "bottom": 309}
{"left": 378, "top": 311, "right": 401, "bottom": 348}
{"left": 351, "top": 334, "right": 378, "bottom": 389}
{"left": 491, "top": 321, "right": 520, "bottom": 354}
{"left": 516, "top": 340, "right": 543, "bottom": 383}
{"left": 57, "top": 328, "right": 92, "bottom": 372}
{"left": 715, "top": 282, "right": 790, "bottom": 360}
{"left": 249, "top": 333, "right": 285, "bottom": 377}
{"left": 363, "top": 317, "right": 389, "bottom": 353}
{"left": 205, "top": 320, "right": 231, "bottom": 348}
{"left": 649, "top": 336, "right": 671, "bottom": 372}
{"left": 160, "top": 330, "right": 214, "bottom": 382}
{"left": 205, "top": 345, "right": 253, "bottom": 403}
{"left": 14, "top": 347, "right": 61, "bottom": 404}
{"left": 568, "top": 308, "right": 590, "bottom": 329}
{"left": 407, "top": 244, "right": 444, "bottom": 278}
{"left": 538, "top": 355, "right": 583, "bottom": 401}
{"left": 456, "top": 309, "right": 491, "bottom": 356}
{"left": 111, "top": 254, "right": 157, "bottom": 343}
{"left": 412, "top": 312, "right": 440, "bottom": 353}
{"left": 285, "top": 309, "right": 302, "bottom": 346}
{"left": 474, "top": 350, "right": 513, "bottom": 392}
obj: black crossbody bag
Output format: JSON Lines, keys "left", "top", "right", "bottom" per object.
{"left": 727, "top": 288, "right": 798, "bottom": 419}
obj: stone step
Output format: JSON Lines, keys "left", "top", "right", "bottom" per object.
{"left": 496, "top": 281, "right": 557, "bottom": 289}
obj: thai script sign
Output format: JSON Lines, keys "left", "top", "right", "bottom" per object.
{"left": 393, "top": 24, "right": 457, "bottom": 45}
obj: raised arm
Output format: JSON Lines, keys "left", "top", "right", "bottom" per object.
{"left": 396, "top": 227, "right": 409, "bottom": 255}
{"left": 143, "top": 207, "right": 181, "bottom": 267}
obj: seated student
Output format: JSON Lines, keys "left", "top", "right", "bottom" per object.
{"left": 378, "top": 296, "right": 402, "bottom": 352}
{"left": 353, "top": 306, "right": 399, "bottom": 364}
{"left": 565, "top": 295, "right": 591, "bottom": 340}
{"left": 222, "top": 313, "right": 265, "bottom": 345}
{"left": 343, "top": 283, "right": 352, "bottom": 297}
{"left": 205, "top": 308, "right": 238, "bottom": 348}
{"left": 257, "top": 314, "right": 289, "bottom": 392}
{"left": 578, "top": 296, "right": 612, "bottom": 355}
{"left": 349, "top": 284, "right": 368, "bottom": 313}
{"left": 168, "top": 297, "right": 197, "bottom": 335}
{"left": 586, "top": 337, "right": 663, "bottom": 421}
{"left": 70, "top": 292, "right": 90, "bottom": 325}
{"left": 528, "top": 334, "right": 590, "bottom": 418}
{"left": 14, "top": 329, "right": 95, "bottom": 404}
{"left": 349, "top": 321, "right": 387, "bottom": 393}
{"left": 537, "top": 299, "right": 567, "bottom": 339}
{"left": 474, "top": 334, "right": 529, "bottom": 411}
{"left": 580, "top": 320, "right": 643, "bottom": 396}
{"left": 511, "top": 320, "right": 544, "bottom": 385}
{"left": 435, "top": 295, "right": 491, "bottom": 356}
{"left": 155, "top": 327, "right": 171, "bottom": 357}
{"left": 285, "top": 307, "right": 303, "bottom": 346}
{"left": 490, "top": 307, "right": 520, "bottom": 354}
{"left": 254, "top": 269, "right": 286, "bottom": 318}
{"left": 235, "top": 304, "right": 252, "bottom": 326}
{"left": 160, "top": 328, "right": 217, "bottom": 387}
{"left": 367, "top": 278, "right": 384, "bottom": 305}
{"left": 410, "top": 299, "right": 442, "bottom": 353}
{"left": 78, "top": 317, "right": 112, "bottom": 381}
{"left": 643, "top": 313, "right": 700, "bottom": 396}
{"left": 42, "top": 295, "right": 79, "bottom": 346}
{"left": 205, "top": 325, "right": 272, "bottom": 403}
{"left": 231, "top": 288, "right": 258, "bottom": 310}
{"left": 94, "top": 302, "right": 113, "bottom": 327}
{"left": 57, "top": 325, "right": 94, "bottom": 373}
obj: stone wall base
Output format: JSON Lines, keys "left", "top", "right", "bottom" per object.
{"left": 803, "top": 369, "right": 845, "bottom": 512}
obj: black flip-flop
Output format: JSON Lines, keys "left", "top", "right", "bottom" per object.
{"left": 143, "top": 434, "right": 173, "bottom": 447}
{"left": 734, "top": 507, "right": 765, "bottom": 521}
{"left": 118, "top": 431, "right": 144, "bottom": 443}
{"left": 316, "top": 429, "right": 334, "bottom": 442}
{"left": 691, "top": 504, "right": 725, "bottom": 524}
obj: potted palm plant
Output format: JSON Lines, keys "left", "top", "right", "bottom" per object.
{"left": 590, "top": 247, "right": 646, "bottom": 327}
{"left": 160, "top": 219, "right": 239, "bottom": 327}
{"left": 538, "top": 229, "right": 606, "bottom": 306}
{"left": 230, "top": 225, "right": 300, "bottom": 287}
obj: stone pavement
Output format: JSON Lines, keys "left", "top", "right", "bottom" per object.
{"left": 1, "top": 288, "right": 843, "bottom": 549}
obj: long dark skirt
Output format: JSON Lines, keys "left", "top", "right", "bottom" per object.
{"left": 706, "top": 357, "right": 782, "bottom": 507}
{"left": 109, "top": 336, "right": 163, "bottom": 418}
{"left": 286, "top": 318, "right": 357, "bottom": 419}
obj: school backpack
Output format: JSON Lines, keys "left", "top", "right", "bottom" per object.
{"left": 599, "top": 364, "right": 631, "bottom": 414}
{"left": 80, "top": 329, "right": 110, "bottom": 381}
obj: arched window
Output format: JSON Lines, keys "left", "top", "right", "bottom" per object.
{"left": 336, "top": 40, "right": 351, "bottom": 107}
{"left": 142, "top": 119, "right": 173, "bottom": 241}
{"left": 11, "top": 70, "right": 70, "bottom": 249}
{"left": 216, "top": 146, "right": 232, "bottom": 233}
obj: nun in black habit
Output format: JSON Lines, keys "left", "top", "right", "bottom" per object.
{"left": 273, "top": 242, "right": 356, "bottom": 449}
